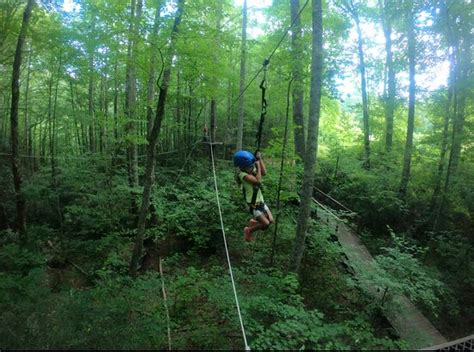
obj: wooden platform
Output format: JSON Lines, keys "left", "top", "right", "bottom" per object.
{"left": 312, "top": 198, "right": 447, "bottom": 349}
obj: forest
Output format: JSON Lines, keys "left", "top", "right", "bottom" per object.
{"left": 0, "top": 0, "right": 472, "bottom": 349}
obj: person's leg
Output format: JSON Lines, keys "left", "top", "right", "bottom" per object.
{"left": 244, "top": 213, "right": 270, "bottom": 241}
{"left": 249, "top": 214, "right": 270, "bottom": 232}
{"left": 248, "top": 218, "right": 258, "bottom": 227}
{"left": 263, "top": 204, "right": 274, "bottom": 224}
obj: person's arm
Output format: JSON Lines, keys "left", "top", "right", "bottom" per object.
{"left": 256, "top": 152, "right": 267, "bottom": 176}
{"left": 243, "top": 163, "right": 262, "bottom": 185}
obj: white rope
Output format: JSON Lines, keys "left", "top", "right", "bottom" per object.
{"left": 159, "top": 257, "right": 172, "bottom": 351}
{"left": 312, "top": 197, "right": 342, "bottom": 222}
{"left": 208, "top": 140, "right": 250, "bottom": 351}
{"left": 313, "top": 186, "right": 355, "bottom": 214}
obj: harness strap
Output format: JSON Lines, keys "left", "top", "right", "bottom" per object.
{"left": 240, "top": 171, "right": 263, "bottom": 209}
{"left": 250, "top": 183, "right": 261, "bottom": 208}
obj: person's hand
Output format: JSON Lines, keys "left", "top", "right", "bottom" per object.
{"left": 255, "top": 151, "right": 262, "bottom": 160}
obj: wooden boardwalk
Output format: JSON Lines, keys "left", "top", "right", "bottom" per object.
{"left": 313, "top": 198, "right": 447, "bottom": 349}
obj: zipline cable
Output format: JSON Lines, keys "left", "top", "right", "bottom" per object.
{"left": 226, "top": 0, "right": 310, "bottom": 113}
{"left": 266, "top": 0, "right": 310, "bottom": 63}
{"left": 209, "top": 135, "right": 250, "bottom": 351}
{"left": 254, "top": 0, "right": 310, "bottom": 150}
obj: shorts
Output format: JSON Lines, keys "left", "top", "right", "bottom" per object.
{"left": 249, "top": 203, "right": 270, "bottom": 219}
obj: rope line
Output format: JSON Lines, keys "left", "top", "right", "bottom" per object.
{"left": 159, "top": 257, "right": 172, "bottom": 351}
{"left": 208, "top": 137, "right": 250, "bottom": 351}
{"left": 312, "top": 197, "right": 342, "bottom": 223}
{"left": 226, "top": 0, "right": 310, "bottom": 114}
{"left": 313, "top": 186, "right": 355, "bottom": 214}
{"left": 267, "top": 0, "right": 310, "bottom": 63}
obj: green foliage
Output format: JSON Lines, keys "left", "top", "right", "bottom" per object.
{"left": 0, "top": 270, "right": 170, "bottom": 349}
{"left": 357, "top": 231, "right": 445, "bottom": 314}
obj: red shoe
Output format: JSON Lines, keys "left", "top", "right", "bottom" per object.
{"left": 244, "top": 227, "right": 253, "bottom": 241}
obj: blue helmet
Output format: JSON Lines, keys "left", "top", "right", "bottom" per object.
{"left": 233, "top": 150, "right": 256, "bottom": 169}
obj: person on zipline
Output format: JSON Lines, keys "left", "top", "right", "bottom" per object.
{"left": 234, "top": 150, "right": 273, "bottom": 241}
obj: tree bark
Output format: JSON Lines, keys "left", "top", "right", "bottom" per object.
{"left": 379, "top": 0, "right": 396, "bottom": 153}
{"left": 209, "top": 3, "right": 222, "bottom": 145}
{"left": 146, "top": 0, "right": 162, "bottom": 139}
{"left": 236, "top": 0, "right": 247, "bottom": 151}
{"left": 23, "top": 47, "right": 32, "bottom": 158}
{"left": 125, "top": 0, "right": 141, "bottom": 189}
{"left": 434, "top": 0, "right": 471, "bottom": 230}
{"left": 443, "top": 15, "right": 470, "bottom": 191}
{"left": 290, "top": 0, "right": 306, "bottom": 160}
{"left": 355, "top": 13, "right": 370, "bottom": 169}
{"left": 129, "top": 0, "right": 184, "bottom": 277}
{"left": 10, "top": 0, "right": 35, "bottom": 243}
{"left": 290, "top": 0, "right": 323, "bottom": 273}
{"left": 49, "top": 53, "right": 62, "bottom": 183}
{"left": 399, "top": 0, "right": 416, "bottom": 198}
{"left": 430, "top": 1, "right": 456, "bottom": 213}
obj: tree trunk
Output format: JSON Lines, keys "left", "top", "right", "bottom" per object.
{"left": 209, "top": 3, "right": 222, "bottom": 145}
{"left": 399, "top": 1, "right": 416, "bottom": 198}
{"left": 125, "top": 0, "right": 141, "bottom": 190}
{"left": 177, "top": 68, "right": 182, "bottom": 148}
{"left": 430, "top": 3, "right": 456, "bottom": 213}
{"left": 10, "top": 0, "right": 35, "bottom": 243}
{"left": 113, "top": 56, "right": 119, "bottom": 142}
{"left": 290, "top": 0, "right": 306, "bottom": 160}
{"left": 444, "top": 18, "right": 470, "bottom": 191}
{"left": 69, "top": 80, "right": 83, "bottom": 155}
{"left": 188, "top": 83, "right": 193, "bottom": 148}
{"left": 290, "top": 0, "right": 323, "bottom": 273}
{"left": 129, "top": 0, "right": 184, "bottom": 277}
{"left": 379, "top": 0, "right": 396, "bottom": 153}
{"left": 88, "top": 41, "right": 96, "bottom": 154}
{"left": 354, "top": 14, "right": 371, "bottom": 169}
{"left": 341, "top": 1, "right": 371, "bottom": 169}
{"left": 23, "top": 47, "right": 32, "bottom": 158}
{"left": 50, "top": 54, "right": 62, "bottom": 183}
{"left": 146, "top": 0, "right": 162, "bottom": 139}
{"left": 434, "top": 5, "right": 472, "bottom": 229}
{"left": 236, "top": 0, "right": 247, "bottom": 151}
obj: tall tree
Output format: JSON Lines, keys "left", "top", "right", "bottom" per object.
{"left": 434, "top": 0, "right": 472, "bottom": 228}
{"left": 129, "top": 0, "right": 184, "bottom": 277}
{"left": 210, "top": 2, "right": 223, "bottom": 144}
{"left": 87, "top": 20, "right": 96, "bottom": 153}
{"left": 399, "top": 0, "right": 416, "bottom": 198}
{"left": 125, "top": 0, "right": 142, "bottom": 189}
{"left": 290, "top": 0, "right": 323, "bottom": 273}
{"left": 236, "top": 0, "right": 247, "bottom": 151}
{"left": 379, "top": 0, "right": 396, "bottom": 153}
{"left": 430, "top": 0, "right": 456, "bottom": 213}
{"left": 10, "top": 0, "right": 35, "bottom": 243}
{"left": 340, "top": 0, "right": 371, "bottom": 169}
{"left": 290, "top": 0, "right": 306, "bottom": 160}
{"left": 146, "top": 0, "right": 162, "bottom": 138}
{"left": 443, "top": 4, "right": 471, "bottom": 191}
